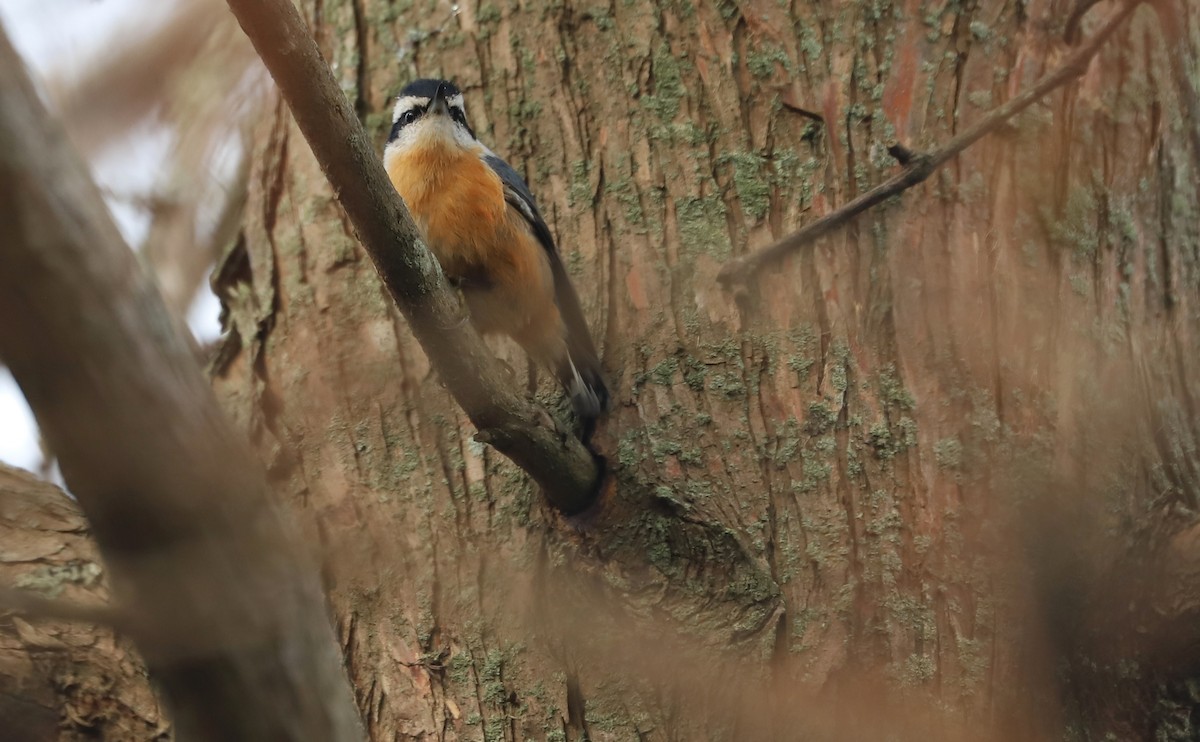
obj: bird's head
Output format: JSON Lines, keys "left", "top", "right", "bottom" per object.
{"left": 384, "top": 78, "right": 476, "bottom": 156}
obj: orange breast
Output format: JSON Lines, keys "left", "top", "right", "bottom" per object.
{"left": 385, "top": 142, "right": 559, "bottom": 348}
{"left": 386, "top": 143, "right": 508, "bottom": 275}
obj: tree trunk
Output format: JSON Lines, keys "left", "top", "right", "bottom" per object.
{"left": 211, "top": 0, "right": 1200, "bottom": 739}
{"left": 0, "top": 465, "right": 165, "bottom": 741}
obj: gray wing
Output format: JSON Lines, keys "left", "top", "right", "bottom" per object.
{"left": 481, "top": 152, "right": 608, "bottom": 420}
{"left": 480, "top": 151, "right": 591, "bottom": 339}
{"left": 482, "top": 153, "right": 543, "bottom": 232}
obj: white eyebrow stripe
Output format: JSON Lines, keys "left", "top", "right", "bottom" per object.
{"left": 392, "top": 91, "right": 467, "bottom": 122}
{"left": 392, "top": 95, "right": 430, "bottom": 121}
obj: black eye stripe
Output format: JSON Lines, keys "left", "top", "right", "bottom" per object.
{"left": 388, "top": 104, "right": 428, "bottom": 142}
{"left": 386, "top": 100, "right": 476, "bottom": 143}
{"left": 449, "top": 106, "right": 475, "bottom": 138}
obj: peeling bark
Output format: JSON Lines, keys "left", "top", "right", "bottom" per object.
{"left": 0, "top": 466, "right": 165, "bottom": 741}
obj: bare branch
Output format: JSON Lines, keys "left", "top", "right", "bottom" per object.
{"left": 717, "top": 0, "right": 1142, "bottom": 296}
{"left": 222, "top": 0, "right": 602, "bottom": 512}
{"left": 0, "top": 29, "right": 363, "bottom": 742}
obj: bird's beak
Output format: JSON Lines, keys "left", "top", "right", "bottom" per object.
{"left": 430, "top": 83, "right": 450, "bottom": 117}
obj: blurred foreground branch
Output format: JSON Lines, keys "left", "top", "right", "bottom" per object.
{"left": 0, "top": 28, "right": 362, "bottom": 742}
{"left": 224, "top": 0, "right": 602, "bottom": 512}
{"left": 47, "top": 0, "right": 251, "bottom": 155}
{"left": 48, "top": 0, "right": 263, "bottom": 326}
{"left": 717, "top": 0, "right": 1142, "bottom": 296}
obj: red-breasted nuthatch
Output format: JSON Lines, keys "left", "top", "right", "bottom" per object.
{"left": 383, "top": 79, "right": 609, "bottom": 435}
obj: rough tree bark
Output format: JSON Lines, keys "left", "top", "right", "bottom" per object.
{"left": 0, "top": 465, "right": 165, "bottom": 741}
{"left": 208, "top": 0, "right": 1200, "bottom": 740}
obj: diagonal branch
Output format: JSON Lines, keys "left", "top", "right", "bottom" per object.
{"left": 0, "top": 29, "right": 363, "bottom": 741}
{"left": 717, "top": 0, "right": 1142, "bottom": 296}
{"left": 223, "top": 0, "right": 601, "bottom": 513}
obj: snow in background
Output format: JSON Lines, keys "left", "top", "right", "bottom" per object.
{"left": 0, "top": 0, "right": 224, "bottom": 474}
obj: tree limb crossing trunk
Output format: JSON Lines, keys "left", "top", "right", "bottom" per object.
{"left": 0, "top": 28, "right": 363, "bottom": 742}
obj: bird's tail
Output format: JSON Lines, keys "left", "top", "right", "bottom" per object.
{"left": 556, "top": 345, "right": 608, "bottom": 441}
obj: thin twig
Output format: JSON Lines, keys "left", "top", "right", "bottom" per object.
{"left": 717, "top": 0, "right": 1142, "bottom": 296}
{"left": 224, "top": 0, "right": 601, "bottom": 512}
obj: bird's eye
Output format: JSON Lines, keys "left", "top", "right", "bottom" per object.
{"left": 388, "top": 107, "right": 424, "bottom": 142}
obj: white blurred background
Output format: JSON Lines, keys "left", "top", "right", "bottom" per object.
{"left": 0, "top": 0, "right": 264, "bottom": 476}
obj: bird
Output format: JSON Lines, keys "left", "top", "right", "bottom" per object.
{"left": 382, "top": 79, "right": 608, "bottom": 437}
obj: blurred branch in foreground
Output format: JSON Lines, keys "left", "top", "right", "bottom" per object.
{"left": 48, "top": 0, "right": 264, "bottom": 322}
{"left": 0, "top": 23, "right": 362, "bottom": 742}
{"left": 46, "top": 0, "right": 256, "bottom": 158}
